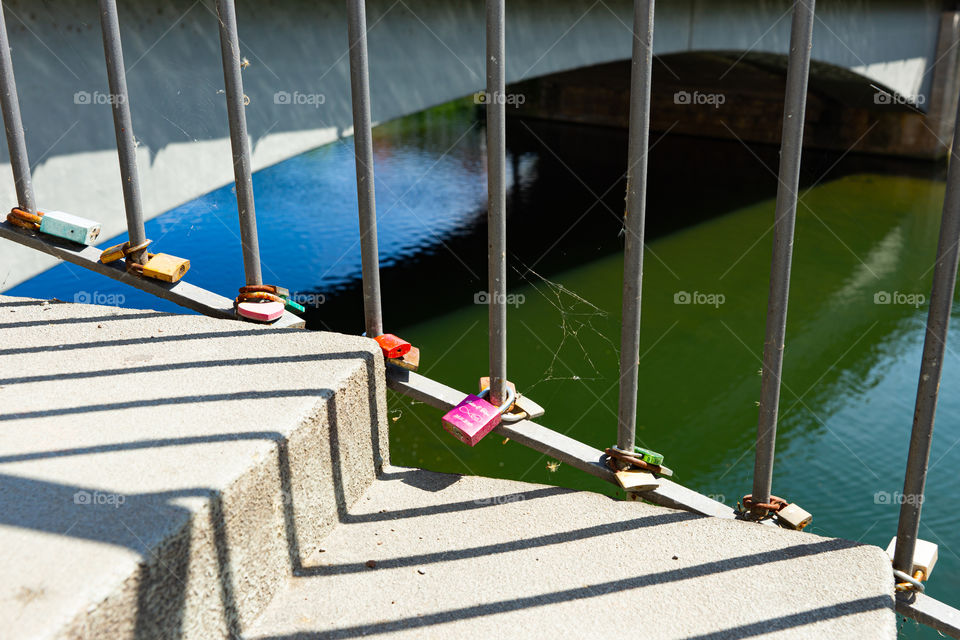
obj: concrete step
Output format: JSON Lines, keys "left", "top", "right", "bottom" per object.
{"left": 246, "top": 466, "right": 896, "bottom": 640}
{"left": 0, "top": 295, "right": 387, "bottom": 639}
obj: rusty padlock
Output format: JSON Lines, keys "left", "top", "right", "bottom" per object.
{"left": 441, "top": 385, "right": 516, "bottom": 447}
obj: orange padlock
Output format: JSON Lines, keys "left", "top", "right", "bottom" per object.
{"left": 373, "top": 334, "right": 411, "bottom": 359}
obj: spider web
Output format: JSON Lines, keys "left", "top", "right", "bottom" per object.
{"left": 511, "top": 261, "right": 619, "bottom": 393}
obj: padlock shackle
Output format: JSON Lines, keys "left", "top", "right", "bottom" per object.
{"left": 478, "top": 385, "right": 516, "bottom": 415}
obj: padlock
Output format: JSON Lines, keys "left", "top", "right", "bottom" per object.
{"left": 441, "top": 385, "right": 516, "bottom": 446}
{"left": 237, "top": 300, "right": 285, "bottom": 322}
{"left": 478, "top": 377, "right": 517, "bottom": 412}
{"left": 38, "top": 210, "right": 101, "bottom": 244}
{"left": 139, "top": 253, "right": 190, "bottom": 283}
{"left": 885, "top": 537, "right": 938, "bottom": 579}
{"left": 775, "top": 503, "right": 812, "bottom": 530}
{"left": 388, "top": 346, "right": 420, "bottom": 371}
{"left": 283, "top": 298, "right": 306, "bottom": 313}
{"left": 99, "top": 239, "right": 151, "bottom": 264}
{"left": 632, "top": 446, "right": 664, "bottom": 465}
{"left": 374, "top": 334, "right": 411, "bottom": 359}
{"left": 614, "top": 470, "right": 659, "bottom": 491}
{"left": 478, "top": 377, "right": 544, "bottom": 421}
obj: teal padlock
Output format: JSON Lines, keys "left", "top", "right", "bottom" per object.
{"left": 283, "top": 298, "right": 306, "bottom": 313}
{"left": 633, "top": 446, "right": 664, "bottom": 465}
{"left": 38, "top": 210, "right": 101, "bottom": 245}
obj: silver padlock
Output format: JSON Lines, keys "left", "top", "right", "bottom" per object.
{"left": 776, "top": 503, "right": 812, "bottom": 530}
{"left": 886, "top": 537, "right": 938, "bottom": 579}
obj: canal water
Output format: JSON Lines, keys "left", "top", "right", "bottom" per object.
{"left": 9, "top": 99, "right": 959, "bottom": 636}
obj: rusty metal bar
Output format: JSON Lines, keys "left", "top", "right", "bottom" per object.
{"left": 486, "top": 0, "right": 507, "bottom": 405}
{"left": 893, "top": 80, "right": 960, "bottom": 576}
{"left": 346, "top": 0, "right": 384, "bottom": 337}
{"left": 97, "top": 0, "right": 149, "bottom": 264}
{"left": 214, "top": 0, "right": 262, "bottom": 286}
{"left": 0, "top": 3, "right": 35, "bottom": 213}
{"left": 751, "top": 0, "right": 815, "bottom": 511}
{"left": 616, "top": 0, "right": 655, "bottom": 452}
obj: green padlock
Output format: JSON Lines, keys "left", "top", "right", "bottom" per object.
{"left": 633, "top": 446, "right": 664, "bottom": 465}
{"left": 283, "top": 298, "right": 306, "bottom": 313}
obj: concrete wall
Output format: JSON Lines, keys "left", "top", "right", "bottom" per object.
{"left": 0, "top": 0, "right": 944, "bottom": 290}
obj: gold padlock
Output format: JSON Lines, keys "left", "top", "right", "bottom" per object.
{"left": 776, "top": 503, "right": 812, "bottom": 530}
{"left": 614, "top": 469, "right": 659, "bottom": 492}
{"left": 388, "top": 346, "right": 420, "bottom": 371}
{"left": 140, "top": 253, "right": 190, "bottom": 283}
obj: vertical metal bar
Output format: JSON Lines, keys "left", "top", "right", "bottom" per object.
{"left": 215, "top": 0, "right": 262, "bottom": 286}
{"left": 0, "top": 3, "right": 35, "bottom": 213}
{"left": 346, "top": 0, "right": 383, "bottom": 337}
{"left": 616, "top": 0, "right": 655, "bottom": 452}
{"left": 751, "top": 0, "right": 815, "bottom": 510}
{"left": 893, "top": 91, "right": 960, "bottom": 574}
{"left": 98, "top": 0, "right": 148, "bottom": 264}
{"left": 486, "top": 0, "right": 507, "bottom": 405}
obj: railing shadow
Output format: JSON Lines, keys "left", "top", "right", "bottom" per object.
{"left": 260, "top": 539, "right": 871, "bottom": 640}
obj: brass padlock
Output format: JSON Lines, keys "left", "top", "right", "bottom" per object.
{"left": 614, "top": 470, "right": 659, "bottom": 492}
{"left": 478, "top": 377, "right": 546, "bottom": 420}
{"left": 776, "top": 503, "right": 812, "bottom": 530}
{"left": 886, "top": 536, "right": 938, "bottom": 579}
{"left": 388, "top": 346, "right": 420, "bottom": 371}
{"left": 140, "top": 253, "right": 190, "bottom": 283}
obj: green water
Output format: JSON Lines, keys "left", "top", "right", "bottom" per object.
{"left": 389, "top": 171, "right": 960, "bottom": 633}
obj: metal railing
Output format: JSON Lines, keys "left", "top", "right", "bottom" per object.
{"left": 0, "top": 0, "right": 957, "bottom": 635}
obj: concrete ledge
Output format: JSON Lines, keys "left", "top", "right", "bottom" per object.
{"left": 0, "top": 295, "right": 387, "bottom": 639}
{"left": 248, "top": 466, "right": 897, "bottom": 640}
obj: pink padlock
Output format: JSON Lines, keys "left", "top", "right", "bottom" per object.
{"left": 441, "top": 385, "right": 516, "bottom": 446}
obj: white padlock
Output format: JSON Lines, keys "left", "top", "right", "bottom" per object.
{"left": 886, "top": 537, "right": 938, "bottom": 579}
